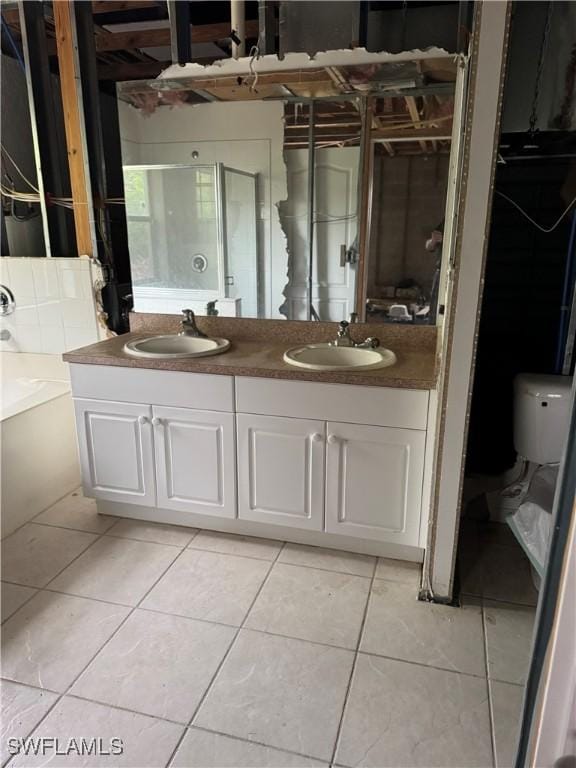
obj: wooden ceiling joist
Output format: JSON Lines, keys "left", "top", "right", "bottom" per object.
{"left": 69, "top": 19, "right": 258, "bottom": 55}
{"left": 404, "top": 95, "right": 428, "bottom": 153}
{"left": 91, "top": 1, "right": 160, "bottom": 13}
{"left": 97, "top": 59, "right": 171, "bottom": 80}
{"left": 372, "top": 126, "right": 452, "bottom": 141}
{"left": 1, "top": 1, "right": 158, "bottom": 26}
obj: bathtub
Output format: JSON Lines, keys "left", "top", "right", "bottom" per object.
{"left": 1, "top": 352, "right": 80, "bottom": 538}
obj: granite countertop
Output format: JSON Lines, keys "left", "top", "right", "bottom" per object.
{"left": 63, "top": 331, "right": 438, "bottom": 390}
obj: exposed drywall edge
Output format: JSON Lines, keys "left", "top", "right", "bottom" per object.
{"left": 426, "top": 1, "right": 512, "bottom": 601}
{"left": 157, "top": 47, "right": 455, "bottom": 81}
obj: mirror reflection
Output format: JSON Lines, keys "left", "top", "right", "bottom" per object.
{"left": 117, "top": 59, "right": 455, "bottom": 324}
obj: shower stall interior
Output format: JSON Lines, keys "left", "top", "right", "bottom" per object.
{"left": 124, "top": 163, "right": 259, "bottom": 317}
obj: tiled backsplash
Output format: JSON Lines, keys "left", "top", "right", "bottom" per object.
{"left": 0, "top": 257, "right": 101, "bottom": 354}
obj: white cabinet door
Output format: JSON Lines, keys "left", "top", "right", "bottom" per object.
{"left": 325, "top": 422, "right": 425, "bottom": 545}
{"left": 237, "top": 414, "right": 325, "bottom": 530}
{"left": 153, "top": 406, "right": 236, "bottom": 519}
{"left": 74, "top": 398, "right": 155, "bottom": 506}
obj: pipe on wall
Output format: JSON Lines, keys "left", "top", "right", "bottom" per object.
{"left": 231, "top": 0, "right": 246, "bottom": 59}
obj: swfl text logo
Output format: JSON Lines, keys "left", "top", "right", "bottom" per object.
{"left": 8, "top": 737, "right": 124, "bottom": 757}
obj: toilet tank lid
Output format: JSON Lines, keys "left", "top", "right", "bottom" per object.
{"left": 514, "top": 373, "right": 573, "bottom": 399}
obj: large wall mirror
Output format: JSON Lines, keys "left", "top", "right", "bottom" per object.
{"left": 117, "top": 57, "right": 456, "bottom": 324}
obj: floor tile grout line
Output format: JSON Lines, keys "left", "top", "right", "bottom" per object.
{"left": 482, "top": 599, "right": 498, "bottom": 768}
{"left": 64, "top": 692, "right": 188, "bottom": 728}
{"left": 6, "top": 583, "right": 461, "bottom": 662}
{"left": 165, "top": 541, "right": 288, "bottom": 768}
{"left": 279, "top": 554, "right": 377, "bottom": 577}
{"left": 184, "top": 723, "right": 328, "bottom": 765}
{"left": 19, "top": 520, "right": 119, "bottom": 537}
{"left": 354, "top": 649, "right": 490, "bottom": 681}
{"left": 3, "top": 590, "right": 500, "bottom": 684}
{"left": 3, "top": 542, "right": 195, "bottom": 768}
{"left": 0, "top": 487, "right": 82, "bottom": 545}
{"left": 0, "top": 680, "right": 324, "bottom": 768}
{"left": 26, "top": 520, "right": 196, "bottom": 549}
{"left": 0, "top": 676, "right": 335, "bottom": 768}
{"left": 330, "top": 555, "right": 378, "bottom": 766}
{"left": 185, "top": 541, "right": 377, "bottom": 572}
{"left": 0, "top": 586, "right": 40, "bottom": 625}
{"left": 36, "top": 524, "right": 116, "bottom": 592}
{"left": 263, "top": 558, "right": 373, "bottom": 581}
{"left": 16, "top": 518, "right": 380, "bottom": 572}
{"left": 460, "top": 590, "right": 537, "bottom": 610}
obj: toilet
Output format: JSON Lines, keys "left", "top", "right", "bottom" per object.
{"left": 513, "top": 373, "right": 573, "bottom": 467}
{"left": 500, "top": 373, "right": 573, "bottom": 586}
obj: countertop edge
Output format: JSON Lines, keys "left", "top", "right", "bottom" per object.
{"left": 63, "top": 351, "right": 438, "bottom": 391}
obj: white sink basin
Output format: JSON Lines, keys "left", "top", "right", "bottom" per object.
{"left": 283, "top": 343, "right": 396, "bottom": 371}
{"left": 123, "top": 335, "right": 230, "bottom": 359}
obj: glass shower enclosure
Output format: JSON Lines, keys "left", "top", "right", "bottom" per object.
{"left": 123, "top": 163, "right": 259, "bottom": 317}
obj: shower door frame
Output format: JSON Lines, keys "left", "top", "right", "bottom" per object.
{"left": 124, "top": 163, "right": 227, "bottom": 308}
{"left": 217, "top": 163, "right": 260, "bottom": 316}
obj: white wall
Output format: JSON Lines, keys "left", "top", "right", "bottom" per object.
{"left": 426, "top": 1, "right": 510, "bottom": 600}
{"left": 0, "top": 257, "right": 101, "bottom": 354}
{"left": 118, "top": 100, "right": 287, "bottom": 318}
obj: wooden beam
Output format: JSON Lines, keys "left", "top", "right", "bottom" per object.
{"left": 98, "top": 57, "right": 223, "bottom": 81}
{"left": 52, "top": 1, "right": 94, "bottom": 257}
{"left": 371, "top": 125, "right": 452, "bottom": 141}
{"left": 71, "top": 19, "right": 259, "bottom": 54}
{"left": 405, "top": 95, "right": 428, "bottom": 153}
{"left": 92, "top": 1, "right": 160, "bottom": 13}
{"left": 3, "top": 2, "right": 158, "bottom": 25}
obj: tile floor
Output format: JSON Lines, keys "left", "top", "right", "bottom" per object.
{"left": 1, "top": 490, "right": 536, "bottom": 767}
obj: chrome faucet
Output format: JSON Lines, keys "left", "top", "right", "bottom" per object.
{"left": 0, "top": 284, "right": 16, "bottom": 316}
{"left": 331, "top": 321, "right": 354, "bottom": 347}
{"left": 330, "top": 320, "right": 380, "bottom": 349}
{"left": 206, "top": 300, "right": 219, "bottom": 317}
{"left": 180, "top": 309, "right": 208, "bottom": 338}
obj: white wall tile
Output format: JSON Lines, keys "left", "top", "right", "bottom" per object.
{"left": 6, "top": 259, "right": 35, "bottom": 296}
{"left": 1, "top": 257, "right": 99, "bottom": 354}
{"left": 32, "top": 259, "right": 60, "bottom": 300}
{"left": 37, "top": 299, "right": 64, "bottom": 326}
{"left": 0, "top": 260, "right": 11, "bottom": 283}
{"left": 40, "top": 325, "right": 66, "bottom": 354}
{"left": 64, "top": 326, "right": 98, "bottom": 352}
{"left": 61, "top": 298, "right": 98, "bottom": 328}
{"left": 12, "top": 326, "right": 44, "bottom": 353}
{"left": 59, "top": 268, "right": 92, "bottom": 299}
{"left": 12, "top": 296, "right": 39, "bottom": 326}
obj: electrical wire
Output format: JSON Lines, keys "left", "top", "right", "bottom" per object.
{"left": 1, "top": 144, "right": 40, "bottom": 193}
{"left": 248, "top": 45, "right": 260, "bottom": 93}
{"left": 1, "top": 17, "right": 25, "bottom": 73}
{"left": 495, "top": 190, "right": 576, "bottom": 234}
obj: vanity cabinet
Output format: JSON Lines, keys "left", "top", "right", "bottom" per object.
{"left": 74, "top": 397, "right": 235, "bottom": 519}
{"left": 74, "top": 399, "right": 156, "bottom": 507}
{"left": 153, "top": 406, "right": 236, "bottom": 518}
{"left": 70, "top": 365, "right": 433, "bottom": 554}
{"left": 325, "top": 422, "right": 425, "bottom": 545}
{"left": 237, "top": 414, "right": 325, "bottom": 530}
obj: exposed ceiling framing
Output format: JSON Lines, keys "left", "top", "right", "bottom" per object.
{"left": 1, "top": 1, "right": 455, "bottom": 156}
{"left": 1, "top": 1, "right": 261, "bottom": 81}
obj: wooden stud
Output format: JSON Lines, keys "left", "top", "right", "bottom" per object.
{"left": 405, "top": 95, "right": 428, "bottom": 154}
{"left": 53, "top": 0, "right": 93, "bottom": 257}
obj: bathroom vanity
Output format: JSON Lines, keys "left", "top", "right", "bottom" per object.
{"left": 65, "top": 319, "right": 438, "bottom": 562}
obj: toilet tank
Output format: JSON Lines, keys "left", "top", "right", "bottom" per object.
{"left": 514, "top": 374, "right": 573, "bottom": 464}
